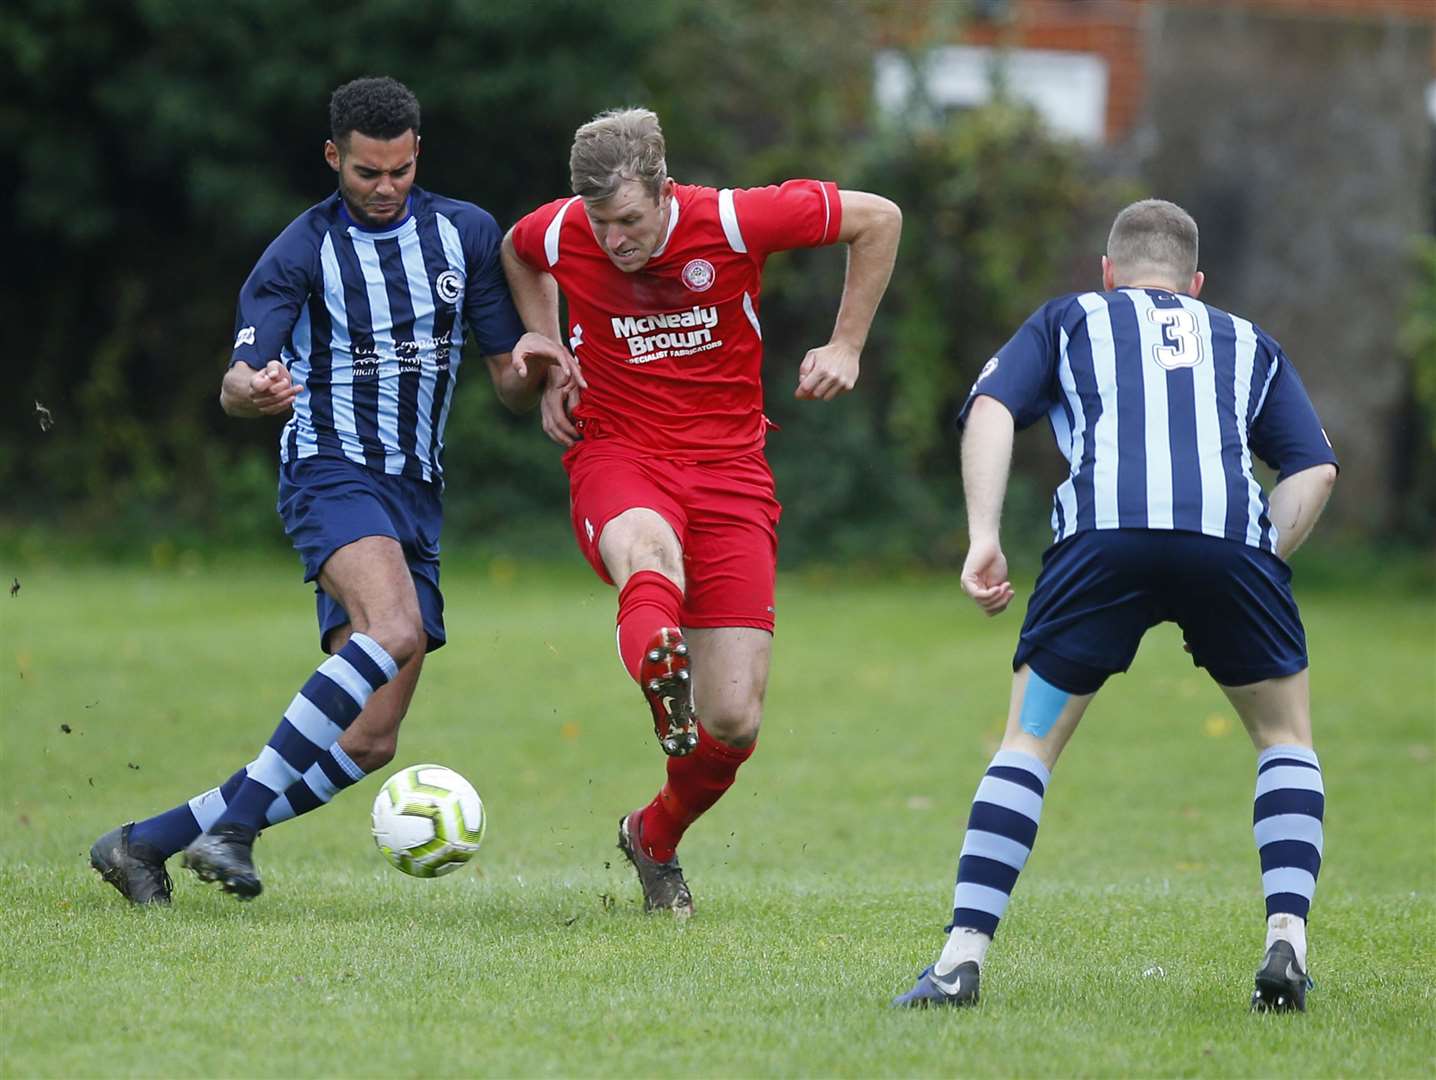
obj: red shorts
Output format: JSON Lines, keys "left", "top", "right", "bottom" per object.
{"left": 564, "top": 439, "right": 781, "bottom": 631}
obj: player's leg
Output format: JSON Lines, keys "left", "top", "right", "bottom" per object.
{"left": 616, "top": 626, "right": 769, "bottom": 917}
{"left": 896, "top": 656, "right": 1099, "bottom": 1007}
{"left": 898, "top": 531, "right": 1152, "bottom": 1007}
{"left": 92, "top": 756, "right": 360, "bottom": 906}
{"left": 93, "top": 626, "right": 429, "bottom": 904}
{"left": 683, "top": 625, "right": 769, "bottom": 751}
{"left": 566, "top": 447, "right": 702, "bottom": 911}
{"left": 568, "top": 444, "right": 697, "bottom": 755}
{"left": 631, "top": 625, "right": 768, "bottom": 843}
{"left": 265, "top": 626, "right": 427, "bottom": 821}
{"left": 186, "top": 636, "right": 425, "bottom": 829}
{"left": 1221, "top": 670, "right": 1322, "bottom": 1012}
{"left": 599, "top": 507, "right": 699, "bottom": 755}
{"left": 180, "top": 534, "right": 420, "bottom": 898}
{"left": 1175, "top": 534, "right": 1320, "bottom": 1011}
{"left": 615, "top": 451, "right": 777, "bottom": 914}
{"left": 208, "top": 537, "right": 419, "bottom": 832}
{"left": 93, "top": 461, "right": 434, "bottom": 903}
{"left": 262, "top": 542, "right": 444, "bottom": 824}
{"left": 597, "top": 507, "right": 700, "bottom": 914}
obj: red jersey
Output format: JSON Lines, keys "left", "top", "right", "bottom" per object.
{"left": 510, "top": 180, "right": 842, "bottom": 460}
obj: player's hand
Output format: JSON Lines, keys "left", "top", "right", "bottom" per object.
{"left": 540, "top": 368, "right": 582, "bottom": 448}
{"left": 961, "top": 538, "right": 1014, "bottom": 616}
{"left": 512, "top": 331, "right": 586, "bottom": 390}
{"left": 248, "top": 360, "right": 302, "bottom": 416}
{"left": 795, "top": 342, "right": 860, "bottom": 401}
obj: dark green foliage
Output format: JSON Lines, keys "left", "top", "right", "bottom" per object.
{"left": 1397, "top": 236, "right": 1436, "bottom": 537}
{"left": 4, "top": 0, "right": 1115, "bottom": 563}
{"left": 762, "top": 95, "right": 1129, "bottom": 563}
{"left": 1404, "top": 237, "right": 1436, "bottom": 452}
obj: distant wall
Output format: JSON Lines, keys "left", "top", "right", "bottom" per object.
{"left": 1138, "top": 3, "right": 1433, "bottom": 533}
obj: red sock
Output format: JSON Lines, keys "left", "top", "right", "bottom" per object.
{"left": 637, "top": 725, "right": 756, "bottom": 861}
{"left": 616, "top": 570, "right": 685, "bottom": 682}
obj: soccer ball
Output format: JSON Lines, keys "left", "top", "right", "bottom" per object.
{"left": 371, "top": 763, "right": 486, "bottom": 878}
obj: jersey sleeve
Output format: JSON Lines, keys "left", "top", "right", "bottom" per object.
{"left": 508, "top": 197, "right": 574, "bottom": 271}
{"left": 459, "top": 207, "right": 525, "bottom": 355}
{"left": 727, "top": 180, "right": 842, "bottom": 259}
{"left": 956, "top": 301, "right": 1064, "bottom": 430}
{"left": 230, "top": 234, "right": 315, "bottom": 370}
{"left": 1249, "top": 350, "right": 1338, "bottom": 480}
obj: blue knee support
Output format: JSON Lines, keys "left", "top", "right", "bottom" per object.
{"left": 1019, "top": 669, "right": 1070, "bottom": 738}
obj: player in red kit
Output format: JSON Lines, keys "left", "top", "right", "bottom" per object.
{"left": 501, "top": 108, "right": 901, "bottom": 915}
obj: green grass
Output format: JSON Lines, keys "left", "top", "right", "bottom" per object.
{"left": 2, "top": 555, "right": 1433, "bottom": 1077}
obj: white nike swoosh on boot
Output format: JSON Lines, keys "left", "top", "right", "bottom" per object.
{"left": 931, "top": 967, "right": 968, "bottom": 992}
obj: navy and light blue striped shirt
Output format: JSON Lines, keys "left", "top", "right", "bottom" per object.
{"left": 230, "top": 187, "right": 524, "bottom": 483}
{"left": 960, "top": 288, "right": 1337, "bottom": 554}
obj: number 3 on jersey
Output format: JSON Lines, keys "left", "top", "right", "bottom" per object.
{"left": 1146, "top": 307, "right": 1204, "bottom": 370}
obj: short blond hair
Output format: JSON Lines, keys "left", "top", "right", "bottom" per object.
{"left": 1106, "top": 199, "right": 1199, "bottom": 283}
{"left": 569, "top": 107, "right": 667, "bottom": 202}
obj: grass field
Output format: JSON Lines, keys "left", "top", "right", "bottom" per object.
{"left": 2, "top": 554, "right": 1433, "bottom": 1077}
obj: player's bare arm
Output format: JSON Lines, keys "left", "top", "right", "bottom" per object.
{"left": 509, "top": 330, "right": 584, "bottom": 389}
{"left": 959, "top": 393, "right": 1017, "bottom": 616}
{"left": 219, "top": 360, "right": 303, "bottom": 418}
{"left": 500, "top": 229, "right": 585, "bottom": 388}
{"left": 501, "top": 227, "right": 586, "bottom": 445}
{"left": 522, "top": 340, "right": 583, "bottom": 445}
{"left": 795, "top": 190, "right": 901, "bottom": 401}
{"left": 1268, "top": 463, "right": 1338, "bottom": 560}
{"left": 500, "top": 229, "right": 562, "bottom": 340}
{"left": 481, "top": 352, "right": 547, "bottom": 414}
{"left": 539, "top": 370, "right": 582, "bottom": 449}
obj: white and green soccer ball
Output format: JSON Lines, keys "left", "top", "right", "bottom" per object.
{"left": 371, "top": 764, "right": 486, "bottom": 878}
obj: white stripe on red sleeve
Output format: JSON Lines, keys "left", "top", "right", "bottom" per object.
{"left": 718, "top": 189, "right": 747, "bottom": 253}
{"left": 544, "top": 196, "right": 582, "bottom": 267}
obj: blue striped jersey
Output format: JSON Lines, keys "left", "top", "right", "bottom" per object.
{"left": 960, "top": 288, "right": 1337, "bottom": 554}
{"left": 230, "top": 187, "right": 523, "bottom": 483}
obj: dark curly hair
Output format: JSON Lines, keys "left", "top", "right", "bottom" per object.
{"left": 329, "top": 76, "right": 421, "bottom": 146}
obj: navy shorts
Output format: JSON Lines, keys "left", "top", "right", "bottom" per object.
{"left": 1014, "top": 529, "right": 1307, "bottom": 694}
{"left": 276, "top": 456, "right": 446, "bottom": 653}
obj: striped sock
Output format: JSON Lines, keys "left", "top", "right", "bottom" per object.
{"left": 212, "top": 633, "right": 397, "bottom": 833}
{"left": 265, "top": 743, "right": 367, "bottom": 824}
{"left": 130, "top": 744, "right": 371, "bottom": 858}
{"left": 948, "top": 750, "right": 1050, "bottom": 942}
{"left": 128, "top": 768, "right": 247, "bottom": 858}
{"left": 1254, "top": 744, "right": 1324, "bottom": 955}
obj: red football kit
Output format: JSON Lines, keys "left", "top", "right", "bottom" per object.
{"left": 511, "top": 180, "right": 842, "bottom": 631}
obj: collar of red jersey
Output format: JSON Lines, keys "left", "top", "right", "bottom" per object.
{"left": 650, "top": 190, "right": 682, "bottom": 260}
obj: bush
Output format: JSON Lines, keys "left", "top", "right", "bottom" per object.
{"left": 1, "top": 1, "right": 1130, "bottom": 565}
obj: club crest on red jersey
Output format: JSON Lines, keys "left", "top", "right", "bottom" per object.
{"left": 682, "top": 258, "right": 716, "bottom": 293}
